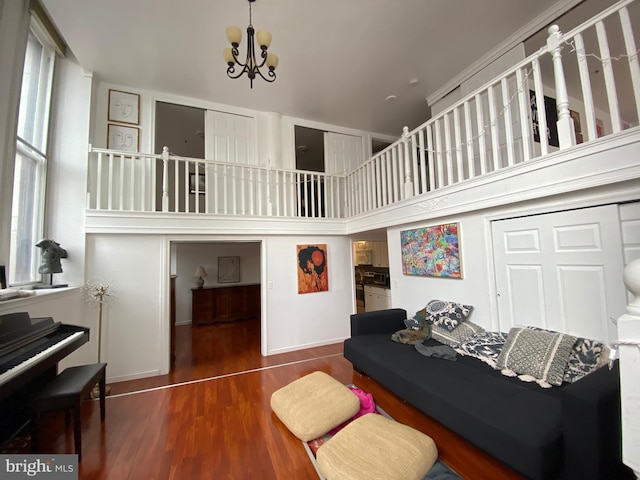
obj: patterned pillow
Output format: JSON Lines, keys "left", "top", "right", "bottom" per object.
{"left": 453, "top": 331, "right": 508, "bottom": 368}
{"left": 564, "top": 337, "right": 610, "bottom": 383}
{"left": 424, "top": 299, "right": 474, "bottom": 331}
{"left": 526, "top": 327, "right": 610, "bottom": 383}
{"left": 496, "top": 327, "right": 577, "bottom": 387}
{"left": 403, "top": 308, "right": 427, "bottom": 331}
{"left": 431, "top": 321, "right": 485, "bottom": 347}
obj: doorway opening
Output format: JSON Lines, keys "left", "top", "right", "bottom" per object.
{"left": 169, "top": 240, "right": 263, "bottom": 378}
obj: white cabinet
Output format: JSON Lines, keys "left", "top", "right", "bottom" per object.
{"left": 353, "top": 240, "right": 388, "bottom": 267}
{"left": 371, "top": 241, "right": 389, "bottom": 267}
{"left": 364, "top": 285, "right": 391, "bottom": 312}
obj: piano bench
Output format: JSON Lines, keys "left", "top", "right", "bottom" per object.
{"left": 31, "top": 362, "right": 107, "bottom": 459}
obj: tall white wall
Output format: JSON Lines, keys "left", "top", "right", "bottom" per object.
{"left": 263, "top": 235, "right": 353, "bottom": 354}
{"left": 82, "top": 232, "right": 353, "bottom": 382}
{"left": 85, "top": 234, "right": 167, "bottom": 382}
{"left": 46, "top": 52, "right": 92, "bottom": 288}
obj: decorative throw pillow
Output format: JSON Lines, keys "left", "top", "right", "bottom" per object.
{"left": 431, "top": 321, "right": 485, "bottom": 347}
{"left": 496, "top": 327, "right": 577, "bottom": 387}
{"left": 452, "top": 331, "right": 508, "bottom": 368}
{"left": 404, "top": 308, "right": 427, "bottom": 330}
{"left": 424, "top": 299, "right": 473, "bottom": 331}
{"left": 391, "top": 325, "right": 431, "bottom": 345}
{"left": 526, "top": 327, "right": 610, "bottom": 383}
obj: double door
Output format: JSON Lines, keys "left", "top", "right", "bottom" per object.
{"left": 492, "top": 204, "right": 627, "bottom": 343}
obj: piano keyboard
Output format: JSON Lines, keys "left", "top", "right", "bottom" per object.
{"left": 0, "top": 331, "right": 85, "bottom": 386}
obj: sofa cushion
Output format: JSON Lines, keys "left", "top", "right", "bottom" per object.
{"left": 431, "top": 321, "right": 484, "bottom": 347}
{"left": 270, "top": 371, "right": 360, "bottom": 441}
{"left": 424, "top": 299, "right": 473, "bottom": 331}
{"left": 496, "top": 327, "right": 576, "bottom": 387}
{"left": 316, "top": 413, "right": 437, "bottom": 480}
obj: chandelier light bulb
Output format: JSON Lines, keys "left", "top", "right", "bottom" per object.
{"left": 225, "top": 26, "right": 242, "bottom": 46}
{"left": 223, "top": 48, "right": 235, "bottom": 65}
{"left": 266, "top": 53, "right": 279, "bottom": 70}
{"left": 256, "top": 30, "right": 272, "bottom": 49}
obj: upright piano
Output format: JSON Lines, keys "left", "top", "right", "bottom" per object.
{"left": 0, "top": 312, "right": 89, "bottom": 446}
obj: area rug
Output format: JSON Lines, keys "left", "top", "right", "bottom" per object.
{"left": 302, "top": 386, "right": 462, "bottom": 480}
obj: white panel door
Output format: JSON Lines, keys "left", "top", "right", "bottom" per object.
{"left": 204, "top": 110, "right": 256, "bottom": 165}
{"left": 324, "top": 132, "right": 362, "bottom": 175}
{"left": 492, "top": 205, "right": 626, "bottom": 343}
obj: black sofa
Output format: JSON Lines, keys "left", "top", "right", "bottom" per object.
{"left": 343, "top": 308, "right": 632, "bottom": 480}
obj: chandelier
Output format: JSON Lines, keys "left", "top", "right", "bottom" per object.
{"left": 223, "top": 0, "right": 279, "bottom": 88}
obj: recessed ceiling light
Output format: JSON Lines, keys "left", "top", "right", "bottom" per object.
{"left": 385, "top": 95, "right": 397, "bottom": 102}
{"left": 409, "top": 78, "right": 419, "bottom": 86}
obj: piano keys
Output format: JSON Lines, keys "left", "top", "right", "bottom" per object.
{"left": 0, "top": 312, "right": 89, "bottom": 447}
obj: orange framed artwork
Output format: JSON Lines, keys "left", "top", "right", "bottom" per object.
{"left": 297, "top": 244, "right": 328, "bottom": 294}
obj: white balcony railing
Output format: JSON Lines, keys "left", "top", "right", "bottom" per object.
{"left": 86, "top": 148, "right": 347, "bottom": 218}
{"left": 87, "top": 0, "right": 640, "bottom": 219}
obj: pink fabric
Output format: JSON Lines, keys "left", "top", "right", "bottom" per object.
{"left": 326, "top": 386, "right": 377, "bottom": 436}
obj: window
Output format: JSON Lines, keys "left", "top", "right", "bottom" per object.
{"left": 9, "top": 25, "right": 55, "bottom": 286}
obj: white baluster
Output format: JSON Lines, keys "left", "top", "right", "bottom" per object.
{"left": 417, "top": 129, "right": 427, "bottom": 193}
{"left": 453, "top": 108, "right": 463, "bottom": 182}
{"left": 574, "top": 33, "right": 598, "bottom": 142}
{"left": 596, "top": 21, "right": 622, "bottom": 134}
{"left": 516, "top": 67, "right": 532, "bottom": 162}
{"left": 474, "top": 93, "right": 487, "bottom": 175}
{"left": 532, "top": 58, "right": 549, "bottom": 155}
{"left": 161, "top": 146, "right": 169, "bottom": 212}
{"left": 391, "top": 146, "right": 399, "bottom": 203}
{"left": 487, "top": 85, "right": 501, "bottom": 171}
{"left": 108, "top": 153, "right": 114, "bottom": 210}
{"left": 96, "top": 151, "right": 103, "bottom": 210}
{"left": 119, "top": 153, "right": 125, "bottom": 210}
{"left": 617, "top": 259, "right": 640, "bottom": 478}
{"left": 424, "top": 123, "right": 435, "bottom": 191}
{"left": 547, "top": 25, "right": 576, "bottom": 148}
{"left": 443, "top": 114, "right": 454, "bottom": 185}
{"left": 402, "top": 126, "right": 413, "bottom": 198}
{"left": 619, "top": 7, "right": 640, "bottom": 122}
{"left": 463, "top": 101, "right": 475, "bottom": 178}
{"left": 434, "top": 119, "right": 444, "bottom": 188}
{"left": 381, "top": 151, "right": 389, "bottom": 207}
{"left": 501, "top": 78, "right": 515, "bottom": 168}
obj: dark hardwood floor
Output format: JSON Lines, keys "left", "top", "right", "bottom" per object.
{"left": 30, "top": 318, "right": 522, "bottom": 480}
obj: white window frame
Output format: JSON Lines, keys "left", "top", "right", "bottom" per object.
{"left": 8, "top": 18, "right": 55, "bottom": 286}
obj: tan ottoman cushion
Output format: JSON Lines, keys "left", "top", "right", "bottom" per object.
{"left": 270, "top": 371, "right": 360, "bottom": 442}
{"left": 317, "top": 413, "right": 438, "bottom": 480}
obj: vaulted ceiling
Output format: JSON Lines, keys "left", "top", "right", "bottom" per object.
{"left": 41, "top": 0, "right": 598, "bottom": 137}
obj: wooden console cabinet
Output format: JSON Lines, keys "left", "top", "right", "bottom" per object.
{"left": 191, "top": 284, "right": 260, "bottom": 325}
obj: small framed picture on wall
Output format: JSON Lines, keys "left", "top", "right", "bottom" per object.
{"left": 108, "top": 89, "right": 140, "bottom": 125}
{"left": 218, "top": 256, "right": 240, "bottom": 283}
{"left": 189, "top": 173, "right": 206, "bottom": 194}
{"left": 108, "top": 124, "right": 139, "bottom": 152}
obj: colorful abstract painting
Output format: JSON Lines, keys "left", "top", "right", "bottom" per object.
{"left": 401, "top": 223, "right": 462, "bottom": 278}
{"left": 297, "top": 244, "right": 329, "bottom": 294}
